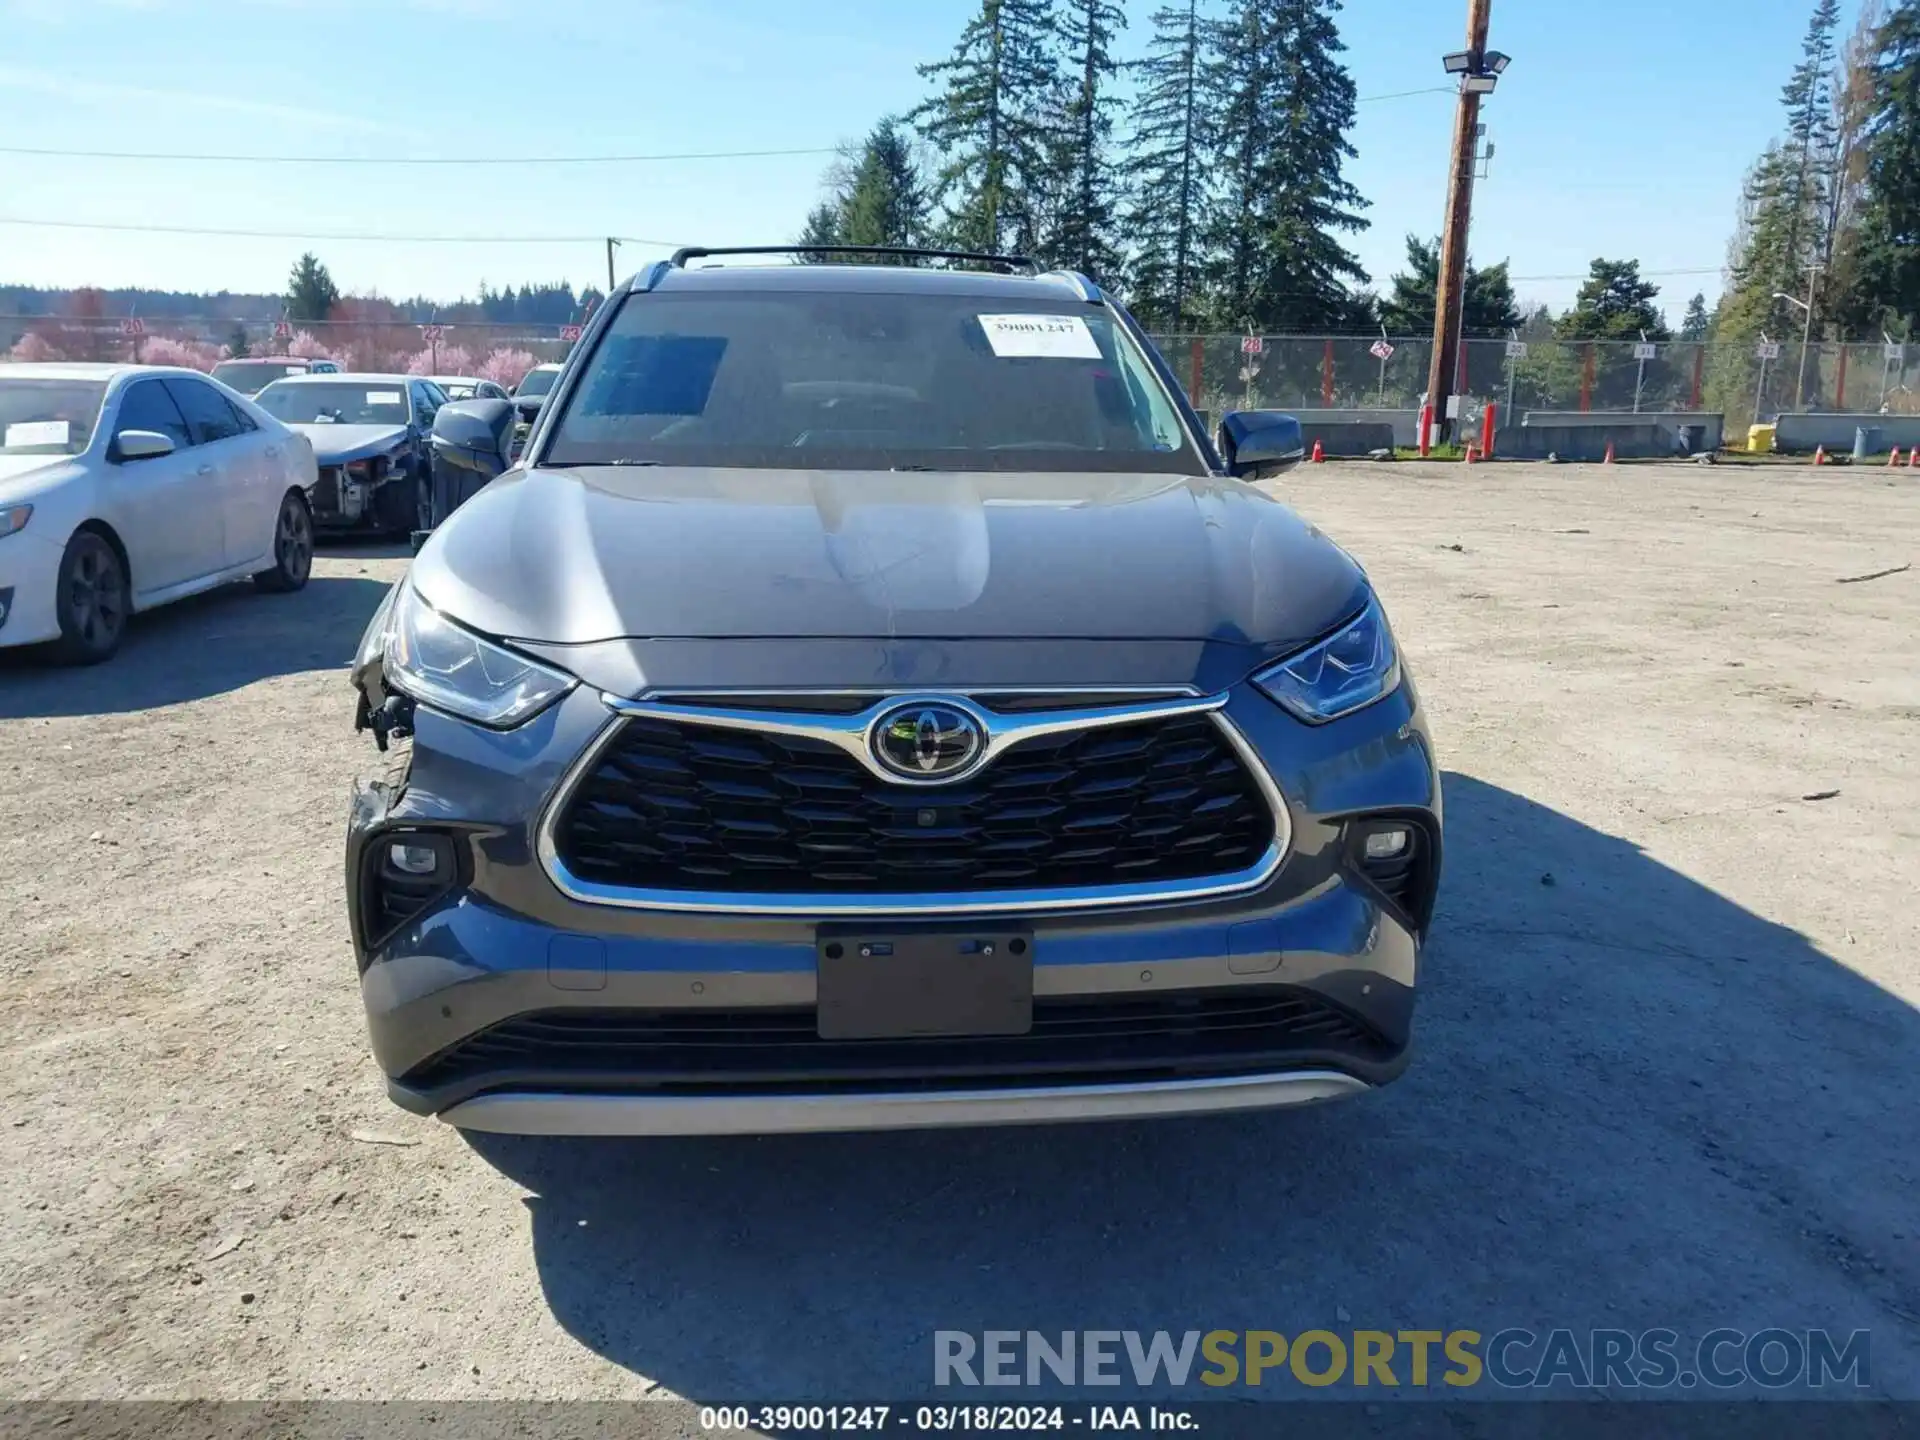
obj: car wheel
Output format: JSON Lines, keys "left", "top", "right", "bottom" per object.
{"left": 52, "top": 530, "right": 128, "bottom": 665}
{"left": 255, "top": 491, "right": 313, "bottom": 593}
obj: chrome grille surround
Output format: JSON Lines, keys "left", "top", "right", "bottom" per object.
{"left": 535, "top": 688, "right": 1293, "bottom": 916}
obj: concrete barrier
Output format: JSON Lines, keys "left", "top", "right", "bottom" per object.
{"left": 1296, "top": 421, "right": 1397, "bottom": 458}
{"left": 1772, "top": 413, "right": 1920, "bottom": 454}
{"left": 1522, "top": 411, "right": 1725, "bottom": 454}
{"left": 1285, "top": 408, "right": 1423, "bottom": 449}
{"left": 1498, "top": 424, "right": 1673, "bottom": 462}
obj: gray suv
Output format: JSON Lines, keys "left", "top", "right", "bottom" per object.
{"left": 346, "top": 245, "right": 1441, "bottom": 1136}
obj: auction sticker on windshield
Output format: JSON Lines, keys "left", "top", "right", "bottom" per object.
{"left": 367, "top": 391, "right": 403, "bottom": 404}
{"left": 978, "top": 314, "right": 1102, "bottom": 360}
{"left": 5, "top": 421, "right": 70, "bottom": 448}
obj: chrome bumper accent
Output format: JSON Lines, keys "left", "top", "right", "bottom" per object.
{"left": 533, "top": 689, "right": 1293, "bottom": 917}
{"left": 437, "top": 1070, "right": 1368, "bottom": 1135}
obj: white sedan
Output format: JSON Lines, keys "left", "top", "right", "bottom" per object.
{"left": 0, "top": 362, "right": 319, "bottom": 664}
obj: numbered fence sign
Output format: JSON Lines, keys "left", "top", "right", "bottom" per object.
{"left": 1505, "top": 341, "right": 1529, "bottom": 360}
{"left": 1887, "top": 344, "right": 1907, "bottom": 365}
{"left": 1240, "top": 335, "right": 1264, "bottom": 356}
{"left": 273, "top": 321, "right": 293, "bottom": 340}
{"left": 420, "top": 324, "right": 446, "bottom": 342}
{"left": 1756, "top": 341, "right": 1782, "bottom": 361}
{"left": 119, "top": 317, "right": 145, "bottom": 337}
{"left": 1369, "top": 339, "right": 1395, "bottom": 361}
{"left": 1634, "top": 342, "right": 1658, "bottom": 361}
{"left": 560, "top": 325, "right": 584, "bottom": 342}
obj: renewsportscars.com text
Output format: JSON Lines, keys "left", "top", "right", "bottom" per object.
{"left": 933, "top": 1328, "right": 1871, "bottom": 1391}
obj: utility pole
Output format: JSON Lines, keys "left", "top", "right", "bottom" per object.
{"left": 1792, "top": 262, "right": 1822, "bottom": 411}
{"left": 1426, "top": 0, "right": 1499, "bottom": 443}
{"left": 606, "top": 237, "right": 622, "bottom": 292}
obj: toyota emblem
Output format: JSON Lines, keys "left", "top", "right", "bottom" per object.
{"left": 871, "top": 702, "right": 985, "bottom": 781}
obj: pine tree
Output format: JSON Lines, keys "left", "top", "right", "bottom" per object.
{"left": 1821, "top": 0, "right": 1884, "bottom": 324}
{"left": 1038, "top": 0, "right": 1127, "bottom": 279}
{"left": 841, "top": 122, "right": 932, "bottom": 254}
{"left": 1557, "top": 259, "right": 1670, "bottom": 340}
{"left": 1122, "top": 0, "right": 1210, "bottom": 329}
{"left": 284, "top": 253, "right": 339, "bottom": 324}
{"left": 1778, "top": 0, "right": 1843, "bottom": 278}
{"left": 1680, "top": 293, "right": 1712, "bottom": 341}
{"left": 1848, "top": 0, "right": 1920, "bottom": 329}
{"left": 1378, "top": 235, "right": 1520, "bottom": 336}
{"left": 1195, "top": 0, "right": 1369, "bottom": 332}
{"left": 912, "top": 0, "right": 1061, "bottom": 255}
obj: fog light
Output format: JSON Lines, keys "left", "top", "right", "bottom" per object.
{"left": 388, "top": 841, "right": 442, "bottom": 876}
{"left": 1363, "top": 827, "right": 1411, "bottom": 861}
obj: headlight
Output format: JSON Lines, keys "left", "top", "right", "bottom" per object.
{"left": 383, "top": 583, "right": 574, "bottom": 728}
{"left": 0, "top": 504, "right": 31, "bottom": 539}
{"left": 1252, "top": 594, "right": 1401, "bottom": 724}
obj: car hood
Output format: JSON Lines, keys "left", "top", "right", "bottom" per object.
{"left": 411, "top": 466, "right": 1369, "bottom": 656}
{"left": 0, "top": 453, "right": 81, "bottom": 501}
{"left": 289, "top": 423, "right": 408, "bottom": 465}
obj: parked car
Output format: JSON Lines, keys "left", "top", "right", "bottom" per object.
{"left": 211, "top": 355, "right": 342, "bottom": 396}
{"left": 254, "top": 373, "right": 442, "bottom": 539}
{"left": 347, "top": 245, "right": 1437, "bottom": 1137}
{"left": 508, "top": 362, "right": 564, "bottom": 458}
{"left": 0, "top": 362, "right": 316, "bottom": 664}
{"left": 429, "top": 376, "right": 509, "bottom": 402}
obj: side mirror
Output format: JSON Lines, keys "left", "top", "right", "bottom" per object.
{"left": 111, "top": 429, "right": 176, "bottom": 463}
{"left": 1219, "top": 410, "right": 1305, "bottom": 479}
{"left": 431, "top": 399, "right": 514, "bottom": 478}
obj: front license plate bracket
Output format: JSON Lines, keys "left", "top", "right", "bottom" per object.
{"left": 815, "top": 926, "right": 1035, "bottom": 1040}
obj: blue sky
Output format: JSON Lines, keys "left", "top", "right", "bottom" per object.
{"left": 0, "top": 0, "right": 1857, "bottom": 323}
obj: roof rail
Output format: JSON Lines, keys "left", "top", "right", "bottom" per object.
{"left": 1040, "top": 269, "right": 1103, "bottom": 302}
{"left": 628, "top": 259, "right": 672, "bottom": 293}
{"left": 668, "top": 244, "right": 1040, "bottom": 275}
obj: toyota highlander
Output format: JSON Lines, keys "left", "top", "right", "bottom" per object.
{"left": 346, "top": 245, "right": 1442, "bottom": 1136}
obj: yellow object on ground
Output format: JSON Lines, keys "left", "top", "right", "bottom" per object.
{"left": 1748, "top": 423, "right": 1777, "bottom": 453}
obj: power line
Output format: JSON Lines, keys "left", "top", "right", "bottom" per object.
{"left": 0, "top": 90, "right": 1451, "bottom": 168}
{"left": 0, "top": 142, "right": 841, "bottom": 166}
{"left": 0, "top": 215, "right": 683, "bottom": 246}
{"left": 1508, "top": 267, "right": 1723, "bottom": 281}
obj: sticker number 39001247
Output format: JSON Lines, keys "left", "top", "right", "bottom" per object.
{"left": 977, "top": 314, "right": 1103, "bottom": 360}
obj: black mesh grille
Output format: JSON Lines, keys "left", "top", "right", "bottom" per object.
{"left": 553, "top": 713, "right": 1276, "bottom": 895}
{"left": 404, "top": 989, "right": 1390, "bottom": 1095}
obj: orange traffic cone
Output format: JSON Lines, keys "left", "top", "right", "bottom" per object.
{"left": 1813, "top": 445, "right": 1827, "bottom": 466}
{"left": 1602, "top": 440, "right": 1615, "bottom": 465}
{"left": 1461, "top": 443, "right": 1476, "bottom": 464}
{"left": 1891, "top": 447, "right": 1905, "bottom": 467}
{"left": 1309, "top": 439, "right": 1325, "bottom": 464}
{"left": 1909, "top": 446, "right": 1919, "bottom": 469}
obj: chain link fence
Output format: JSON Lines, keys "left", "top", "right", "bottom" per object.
{"left": 1149, "top": 334, "right": 1920, "bottom": 434}
{"left": 7, "top": 314, "right": 1917, "bottom": 437}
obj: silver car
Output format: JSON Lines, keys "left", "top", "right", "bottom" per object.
{"left": 346, "top": 246, "right": 1441, "bottom": 1136}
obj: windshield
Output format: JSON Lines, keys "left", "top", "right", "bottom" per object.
{"left": 0, "top": 379, "right": 108, "bottom": 456}
{"left": 543, "top": 292, "right": 1197, "bottom": 473}
{"left": 516, "top": 367, "right": 560, "bottom": 398}
{"left": 212, "top": 361, "right": 303, "bottom": 394}
{"left": 255, "top": 381, "right": 411, "bottom": 426}
{"left": 438, "top": 380, "right": 477, "bottom": 400}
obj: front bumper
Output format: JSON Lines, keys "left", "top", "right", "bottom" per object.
{"left": 0, "top": 531, "right": 68, "bottom": 649}
{"left": 348, "top": 676, "right": 1441, "bottom": 1135}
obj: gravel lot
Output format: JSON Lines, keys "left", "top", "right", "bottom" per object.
{"left": 2, "top": 461, "right": 1916, "bottom": 1403}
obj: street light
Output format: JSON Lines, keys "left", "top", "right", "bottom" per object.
{"left": 1443, "top": 47, "right": 1507, "bottom": 93}
{"left": 1772, "top": 261, "right": 1823, "bottom": 410}
{"left": 1484, "top": 50, "right": 1512, "bottom": 74}
{"left": 1443, "top": 50, "right": 1474, "bottom": 73}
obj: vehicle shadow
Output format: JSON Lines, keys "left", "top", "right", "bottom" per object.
{"left": 466, "top": 773, "right": 1920, "bottom": 1400}
{"left": 0, "top": 573, "right": 393, "bottom": 718}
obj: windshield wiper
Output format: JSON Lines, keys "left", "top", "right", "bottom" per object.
{"left": 605, "top": 458, "right": 662, "bottom": 466}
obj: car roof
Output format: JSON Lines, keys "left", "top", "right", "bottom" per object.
{"left": 0, "top": 361, "right": 225, "bottom": 384}
{"left": 641, "top": 262, "right": 1100, "bottom": 304}
{"left": 259, "top": 371, "right": 414, "bottom": 386}
{"left": 217, "top": 355, "right": 315, "bottom": 364}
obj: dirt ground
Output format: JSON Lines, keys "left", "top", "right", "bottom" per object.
{"left": 1, "top": 461, "right": 1916, "bottom": 1404}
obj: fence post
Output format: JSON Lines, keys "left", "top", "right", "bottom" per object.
{"left": 1418, "top": 404, "right": 1434, "bottom": 456}
{"left": 1580, "top": 344, "right": 1595, "bottom": 413}
{"left": 1834, "top": 346, "right": 1848, "bottom": 411}
{"left": 1321, "top": 339, "right": 1334, "bottom": 407}
{"left": 1481, "top": 402, "right": 1498, "bottom": 458}
{"left": 1189, "top": 339, "right": 1203, "bottom": 409}
{"left": 1690, "top": 345, "right": 1704, "bottom": 410}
